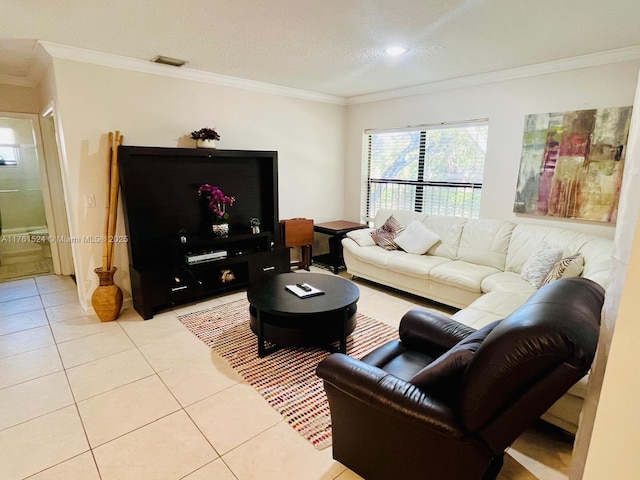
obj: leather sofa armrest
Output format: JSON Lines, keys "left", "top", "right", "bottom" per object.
{"left": 316, "top": 353, "right": 464, "bottom": 438}
{"left": 359, "top": 340, "right": 406, "bottom": 367}
{"left": 399, "top": 307, "right": 477, "bottom": 353}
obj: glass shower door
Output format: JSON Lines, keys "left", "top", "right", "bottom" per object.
{"left": 0, "top": 115, "right": 53, "bottom": 281}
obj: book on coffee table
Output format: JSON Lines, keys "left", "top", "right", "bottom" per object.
{"left": 285, "top": 283, "right": 325, "bottom": 298}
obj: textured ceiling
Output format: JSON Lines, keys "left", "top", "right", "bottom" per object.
{"left": 2, "top": 0, "right": 640, "bottom": 98}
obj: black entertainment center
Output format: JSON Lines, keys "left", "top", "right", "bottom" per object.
{"left": 118, "top": 146, "right": 290, "bottom": 319}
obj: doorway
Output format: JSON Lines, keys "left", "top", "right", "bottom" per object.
{"left": 0, "top": 112, "right": 74, "bottom": 281}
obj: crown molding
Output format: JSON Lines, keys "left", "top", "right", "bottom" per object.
{"left": 0, "top": 41, "right": 50, "bottom": 88}
{"left": 0, "top": 73, "right": 33, "bottom": 87}
{"left": 36, "top": 42, "right": 640, "bottom": 107}
{"left": 346, "top": 45, "right": 640, "bottom": 105}
{"left": 39, "top": 42, "right": 347, "bottom": 105}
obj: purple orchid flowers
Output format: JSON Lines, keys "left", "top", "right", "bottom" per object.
{"left": 197, "top": 184, "right": 235, "bottom": 221}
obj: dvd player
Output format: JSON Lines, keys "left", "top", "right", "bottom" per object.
{"left": 185, "top": 250, "right": 227, "bottom": 265}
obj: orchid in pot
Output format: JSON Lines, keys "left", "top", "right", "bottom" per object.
{"left": 198, "top": 184, "right": 235, "bottom": 235}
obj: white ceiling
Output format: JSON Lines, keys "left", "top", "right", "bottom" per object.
{"left": 2, "top": 0, "right": 640, "bottom": 99}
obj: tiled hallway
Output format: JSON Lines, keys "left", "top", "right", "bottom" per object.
{"left": 0, "top": 269, "right": 573, "bottom": 479}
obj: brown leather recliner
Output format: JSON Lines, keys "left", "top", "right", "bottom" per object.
{"left": 316, "top": 277, "right": 603, "bottom": 480}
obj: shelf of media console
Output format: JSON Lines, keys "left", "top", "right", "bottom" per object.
{"left": 177, "top": 231, "right": 273, "bottom": 248}
{"left": 176, "top": 231, "right": 274, "bottom": 265}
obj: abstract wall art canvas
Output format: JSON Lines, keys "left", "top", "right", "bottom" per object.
{"left": 514, "top": 106, "right": 632, "bottom": 223}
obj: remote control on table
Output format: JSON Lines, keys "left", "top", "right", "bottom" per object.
{"left": 296, "top": 283, "right": 312, "bottom": 292}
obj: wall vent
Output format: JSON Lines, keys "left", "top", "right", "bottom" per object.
{"left": 152, "top": 56, "right": 187, "bottom": 67}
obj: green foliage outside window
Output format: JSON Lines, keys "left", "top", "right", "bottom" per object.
{"left": 365, "top": 122, "right": 488, "bottom": 220}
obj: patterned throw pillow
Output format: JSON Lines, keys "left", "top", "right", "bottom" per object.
{"left": 370, "top": 215, "right": 405, "bottom": 250}
{"left": 520, "top": 242, "right": 564, "bottom": 288}
{"left": 541, "top": 253, "right": 584, "bottom": 286}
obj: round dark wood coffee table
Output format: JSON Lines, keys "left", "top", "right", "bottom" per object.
{"left": 247, "top": 272, "right": 359, "bottom": 357}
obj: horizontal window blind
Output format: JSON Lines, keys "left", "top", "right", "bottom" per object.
{"left": 363, "top": 120, "right": 488, "bottom": 222}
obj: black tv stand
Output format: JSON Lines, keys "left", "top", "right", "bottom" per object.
{"left": 118, "top": 147, "right": 289, "bottom": 319}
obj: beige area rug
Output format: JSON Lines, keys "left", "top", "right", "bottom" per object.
{"left": 178, "top": 298, "right": 398, "bottom": 450}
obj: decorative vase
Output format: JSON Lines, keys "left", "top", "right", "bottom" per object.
{"left": 212, "top": 223, "right": 229, "bottom": 237}
{"left": 91, "top": 267, "right": 123, "bottom": 322}
{"left": 196, "top": 139, "right": 217, "bottom": 149}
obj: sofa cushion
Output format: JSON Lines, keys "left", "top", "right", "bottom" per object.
{"left": 567, "top": 374, "right": 589, "bottom": 398}
{"left": 451, "top": 308, "right": 504, "bottom": 330}
{"left": 371, "top": 215, "right": 405, "bottom": 250}
{"left": 395, "top": 219, "right": 441, "bottom": 254}
{"left": 521, "top": 243, "right": 563, "bottom": 288}
{"left": 346, "top": 228, "right": 376, "bottom": 247}
{"left": 387, "top": 254, "right": 451, "bottom": 277}
{"left": 422, "top": 215, "right": 467, "bottom": 260}
{"left": 481, "top": 272, "right": 536, "bottom": 295}
{"left": 430, "top": 261, "right": 501, "bottom": 293}
{"left": 457, "top": 219, "right": 515, "bottom": 270}
{"left": 342, "top": 240, "right": 404, "bottom": 267}
{"left": 505, "top": 224, "right": 586, "bottom": 274}
{"left": 541, "top": 253, "right": 584, "bottom": 286}
{"left": 459, "top": 291, "right": 531, "bottom": 318}
{"left": 578, "top": 237, "right": 613, "bottom": 288}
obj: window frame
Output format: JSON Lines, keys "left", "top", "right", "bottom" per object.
{"left": 0, "top": 127, "right": 19, "bottom": 166}
{"left": 362, "top": 119, "right": 489, "bottom": 222}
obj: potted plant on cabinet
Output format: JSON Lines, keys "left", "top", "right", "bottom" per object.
{"left": 191, "top": 127, "right": 221, "bottom": 148}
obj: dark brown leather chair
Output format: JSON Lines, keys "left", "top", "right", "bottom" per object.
{"left": 316, "top": 277, "right": 603, "bottom": 480}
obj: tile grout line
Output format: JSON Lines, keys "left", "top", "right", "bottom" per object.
{"left": 40, "top": 285, "right": 104, "bottom": 480}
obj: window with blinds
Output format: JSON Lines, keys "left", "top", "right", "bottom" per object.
{"left": 362, "top": 120, "right": 488, "bottom": 221}
{"left": 0, "top": 127, "right": 18, "bottom": 166}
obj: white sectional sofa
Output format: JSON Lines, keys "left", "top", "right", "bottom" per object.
{"left": 342, "top": 209, "right": 612, "bottom": 433}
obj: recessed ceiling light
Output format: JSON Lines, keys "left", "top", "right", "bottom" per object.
{"left": 384, "top": 46, "right": 409, "bottom": 56}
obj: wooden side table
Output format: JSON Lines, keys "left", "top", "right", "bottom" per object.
{"left": 313, "top": 220, "right": 369, "bottom": 274}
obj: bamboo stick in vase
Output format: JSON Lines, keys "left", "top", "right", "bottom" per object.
{"left": 101, "top": 132, "right": 114, "bottom": 272}
{"left": 106, "top": 132, "right": 123, "bottom": 271}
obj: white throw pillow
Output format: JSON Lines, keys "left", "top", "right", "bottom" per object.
{"left": 346, "top": 228, "right": 376, "bottom": 247}
{"left": 521, "top": 242, "right": 564, "bottom": 288}
{"left": 394, "top": 219, "right": 441, "bottom": 255}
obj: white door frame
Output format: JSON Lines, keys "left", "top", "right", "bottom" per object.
{"left": 0, "top": 109, "right": 74, "bottom": 275}
{"left": 38, "top": 104, "right": 74, "bottom": 275}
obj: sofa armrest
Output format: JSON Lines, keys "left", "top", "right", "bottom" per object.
{"left": 316, "top": 353, "right": 464, "bottom": 438}
{"left": 359, "top": 339, "right": 406, "bottom": 367}
{"left": 399, "top": 308, "right": 477, "bottom": 353}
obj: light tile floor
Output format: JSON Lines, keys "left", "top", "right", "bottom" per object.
{"left": 0, "top": 268, "right": 574, "bottom": 479}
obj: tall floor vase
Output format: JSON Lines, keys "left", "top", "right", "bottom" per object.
{"left": 91, "top": 267, "right": 123, "bottom": 322}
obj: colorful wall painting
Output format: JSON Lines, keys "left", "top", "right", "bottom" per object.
{"left": 513, "top": 106, "right": 633, "bottom": 223}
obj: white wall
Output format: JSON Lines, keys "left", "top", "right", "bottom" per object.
{"left": 579, "top": 68, "right": 640, "bottom": 479}
{"left": 346, "top": 61, "right": 640, "bottom": 477}
{"left": 345, "top": 60, "right": 640, "bottom": 239}
{"left": 581, "top": 216, "right": 640, "bottom": 478}
{"left": 46, "top": 58, "right": 346, "bottom": 311}
{"left": 0, "top": 84, "right": 40, "bottom": 113}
